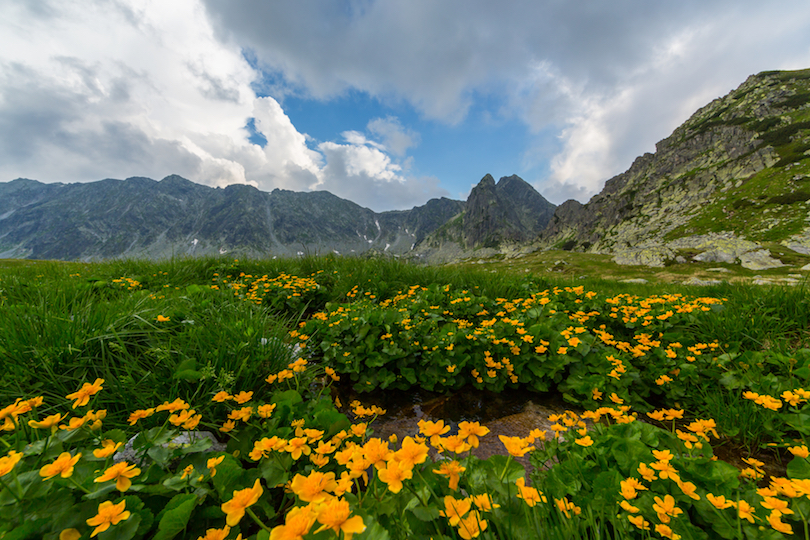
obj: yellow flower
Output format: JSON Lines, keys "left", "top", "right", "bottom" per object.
{"left": 498, "top": 435, "right": 534, "bottom": 457}
{"left": 65, "top": 378, "right": 104, "bottom": 408}
{"left": 788, "top": 445, "right": 809, "bottom": 459}
{"left": 0, "top": 450, "right": 23, "bottom": 477}
{"left": 377, "top": 459, "right": 413, "bottom": 493}
{"left": 620, "top": 500, "right": 640, "bottom": 513}
{"left": 233, "top": 391, "right": 254, "bottom": 404}
{"left": 269, "top": 505, "right": 316, "bottom": 540}
{"left": 207, "top": 455, "right": 225, "bottom": 477}
{"left": 59, "top": 529, "right": 82, "bottom": 540}
{"left": 555, "top": 497, "right": 581, "bottom": 518}
{"left": 457, "top": 510, "right": 487, "bottom": 539}
{"left": 418, "top": 419, "right": 450, "bottom": 446}
{"left": 156, "top": 315, "right": 170, "bottom": 322}
{"left": 156, "top": 398, "right": 189, "bottom": 413}
{"left": 767, "top": 511, "right": 793, "bottom": 535}
{"left": 40, "top": 452, "right": 81, "bottom": 480}
{"left": 258, "top": 403, "right": 277, "bottom": 418}
{"left": 393, "top": 437, "right": 428, "bottom": 468}
{"left": 628, "top": 515, "right": 650, "bottom": 530}
{"left": 28, "top": 412, "right": 66, "bottom": 432}
{"left": 706, "top": 493, "right": 734, "bottom": 510}
{"left": 211, "top": 391, "right": 232, "bottom": 402}
{"left": 290, "top": 471, "right": 338, "bottom": 503}
{"left": 314, "top": 498, "right": 366, "bottom": 540}
{"left": 86, "top": 500, "right": 130, "bottom": 537}
{"left": 654, "top": 523, "right": 680, "bottom": 540}
{"left": 471, "top": 494, "right": 500, "bottom": 511}
{"left": 738, "top": 500, "right": 757, "bottom": 523}
{"left": 575, "top": 435, "right": 593, "bottom": 447}
{"left": 93, "top": 439, "right": 123, "bottom": 459}
{"left": 94, "top": 461, "right": 141, "bottom": 491}
{"left": 181, "top": 465, "right": 195, "bottom": 480}
{"left": 439, "top": 496, "right": 472, "bottom": 526}
{"left": 196, "top": 525, "right": 230, "bottom": 540}
{"left": 515, "top": 477, "right": 545, "bottom": 507}
{"left": 222, "top": 478, "right": 263, "bottom": 526}
{"left": 620, "top": 478, "right": 647, "bottom": 500}
{"left": 433, "top": 460, "right": 465, "bottom": 491}
{"left": 458, "top": 421, "right": 490, "bottom": 448}
{"left": 127, "top": 408, "right": 155, "bottom": 425}
{"left": 652, "top": 494, "right": 683, "bottom": 523}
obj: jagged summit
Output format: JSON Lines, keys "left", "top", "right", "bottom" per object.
{"left": 414, "top": 174, "right": 556, "bottom": 262}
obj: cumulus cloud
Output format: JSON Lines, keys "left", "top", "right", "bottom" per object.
{"left": 0, "top": 0, "right": 257, "bottom": 186}
{"left": 201, "top": 0, "right": 810, "bottom": 199}
{"left": 315, "top": 131, "right": 448, "bottom": 211}
{"left": 0, "top": 0, "right": 444, "bottom": 211}
{"left": 367, "top": 117, "right": 420, "bottom": 156}
{"left": 3, "top": 0, "right": 810, "bottom": 213}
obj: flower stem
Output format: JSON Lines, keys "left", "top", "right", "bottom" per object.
{"left": 499, "top": 454, "right": 513, "bottom": 482}
{"left": 247, "top": 506, "right": 272, "bottom": 533}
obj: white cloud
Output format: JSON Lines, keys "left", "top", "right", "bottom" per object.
{"left": 0, "top": 0, "right": 443, "bottom": 211}
{"left": 201, "top": 0, "right": 810, "bottom": 201}
{"left": 367, "top": 117, "right": 420, "bottom": 156}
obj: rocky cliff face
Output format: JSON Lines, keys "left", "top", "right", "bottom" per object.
{"left": 0, "top": 175, "right": 464, "bottom": 261}
{"left": 414, "top": 174, "right": 556, "bottom": 261}
{"left": 538, "top": 68, "right": 810, "bottom": 267}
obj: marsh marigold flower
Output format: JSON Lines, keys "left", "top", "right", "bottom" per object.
{"left": 314, "top": 498, "right": 366, "bottom": 540}
{"left": 65, "top": 378, "right": 104, "bottom": 408}
{"left": 377, "top": 459, "right": 412, "bottom": 493}
{"left": 59, "top": 529, "right": 81, "bottom": 540}
{"left": 95, "top": 461, "right": 141, "bottom": 491}
{"left": 86, "top": 500, "right": 130, "bottom": 537}
{"left": 0, "top": 450, "right": 23, "bottom": 477}
{"left": 28, "top": 412, "right": 66, "bottom": 433}
{"left": 498, "top": 435, "right": 534, "bottom": 457}
{"left": 222, "top": 478, "right": 263, "bottom": 526}
{"left": 40, "top": 452, "right": 81, "bottom": 480}
{"left": 457, "top": 511, "right": 487, "bottom": 539}
{"left": 290, "top": 471, "right": 338, "bottom": 503}
{"left": 269, "top": 505, "right": 316, "bottom": 540}
{"left": 458, "top": 421, "right": 490, "bottom": 448}
{"left": 93, "top": 439, "right": 122, "bottom": 459}
{"left": 439, "top": 496, "right": 472, "bottom": 526}
{"left": 433, "top": 460, "right": 465, "bottom": 491}
{"left": 196, "top": 525, "right": 230, "bottom": 540}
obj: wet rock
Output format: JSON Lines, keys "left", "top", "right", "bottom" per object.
{"left": 739, "top": 249, "right": 785, "bottom": 270}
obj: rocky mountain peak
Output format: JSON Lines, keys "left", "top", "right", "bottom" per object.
{"left": 537, "top": 67, "right": 810, "bottom": 268}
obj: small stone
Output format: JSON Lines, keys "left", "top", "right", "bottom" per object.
{"left": 682, "top": 277, "right": 723, "bottom": 286}
{"left": 620, "top": 278, "right": 648, "bottom": 284}
{"left": 706, "top": 267, "right": 732, "bottom": 273}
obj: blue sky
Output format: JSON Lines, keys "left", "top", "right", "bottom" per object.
{"left": 2, "top": 1, "right": 810, "bottom": 211}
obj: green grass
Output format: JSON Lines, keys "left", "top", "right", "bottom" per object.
{"left": 2, "top": 255, "right": 810, "bottom": 539}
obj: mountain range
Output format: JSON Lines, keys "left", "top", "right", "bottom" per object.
{"left": 2, "top": 68, "right": 809, "bottom": 266}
